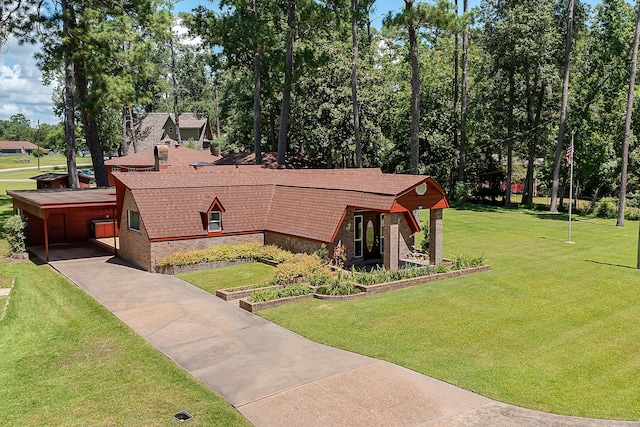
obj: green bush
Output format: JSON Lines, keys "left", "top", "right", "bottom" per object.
{"left": 315, "top": 281, "right": 360, "bottom": 296}
{"left": 350, "top": 255, "right": 484, "bottom": 285}
{"left": 316, "top": 244, "right": 329, "bottom": 263}
{"left": 454, "top": 181, "right": 471, "bottom": 203}
{"left": 593, "top": 197, "right": 618, "bottom": 218}
{"left": 625, "top": 206, "right": 640, "bottom": 221}
{"left": 248, "top": 283, "right": 311, "bottom": 302}
{"left": 271, "top": 254, "right": 329, "bottom": 285}
{"left": 157, "top": 243, "right": 294, "bottom": 266}
{"left": 3, "top": 215, "right": 26, "bottom": 254}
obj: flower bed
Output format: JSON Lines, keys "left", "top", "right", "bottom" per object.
{"left": 356, "top": 265, "right": 492, "bottom": 294}
{"left": 239, "top": 293, "right": 314, "bottom": 313}
{"left": 216, "top": 283, "right": 285, "bottom": 301}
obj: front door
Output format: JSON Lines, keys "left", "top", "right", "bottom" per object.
{"left": 363, "top": 212, "right": 380, "bottom": 259}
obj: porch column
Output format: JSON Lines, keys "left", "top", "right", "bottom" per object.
{"left": 384, "top": 213, "right": 399, "bottom": 271}
{"left": 429, "top": 209, "right": 443, "bottom": 266}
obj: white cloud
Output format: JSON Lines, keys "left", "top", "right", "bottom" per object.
{"left": 0, "top": 37, "right": 59, "bottom": 125}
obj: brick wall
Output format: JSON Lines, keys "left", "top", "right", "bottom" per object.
{"left": 264, "top": 232, "right": 323, "bottom": 255}
{"left": 118, "top": 190, "right": 152, "bottom": 270}
{"left": 150, "top": 233, "right": 263, "bottom": 271}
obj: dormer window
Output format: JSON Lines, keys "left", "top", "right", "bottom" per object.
{"left": 208, "top": 211, "right": 221, "bottom": 232}
{"left": 202, "top": 197, "right": 225, "bottom": 236}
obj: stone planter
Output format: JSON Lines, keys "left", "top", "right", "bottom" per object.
{"left": 239, "top": 293, "right": 313, "bottom": 313}
{"left": 356, "top": 265, "right": 492, "bottom": 295}
{"left": 216, "top": 284, "right": 285, "bottom": 301}
{"left": 10, "top": 252, "right": 29, "bottom": 260}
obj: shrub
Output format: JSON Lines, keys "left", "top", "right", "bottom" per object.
{"left": 315, "top": 281, "right": 360, "bottom": 296}
{"left": 316, "top": 244, "right": 329, "bottom": 263}
{"left": 454, "top": 181, "right": 471, "bottom": 203}
{"left": 248, "top": 283, "right": 311, "bottom": 302}
{"left": 272, "top": 254, "right": 329, "bottom": 285}
{"left": 593, "top": 197, "right": 618, "bottom": 218}
{"left": 307, "top": 272, "right": 334, "bottom": 287}
{"left": 625, "top": 206, "right": 640, "bottom": 221}
{"left": 3, "top": 215, "right": 26, "bottom": 255}
{"left": 157, "top": 243, "right": 294, "bottom": 266}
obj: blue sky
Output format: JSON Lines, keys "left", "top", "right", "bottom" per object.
{"left": 0, "top": 0, "right": 612, "bottom": 126}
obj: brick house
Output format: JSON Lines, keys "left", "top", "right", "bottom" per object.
{"left": 122, "top": 113, "right": 214, "bottom": 155}
{"left": 113, "top": 165, "right": 449, "bottom": 272}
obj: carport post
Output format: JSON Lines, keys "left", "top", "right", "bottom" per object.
{"left": 112, "top": 208, "right": 117, "bottom": 255}
{"left": 43, "top": 213, "right": 49, "bottom": 262}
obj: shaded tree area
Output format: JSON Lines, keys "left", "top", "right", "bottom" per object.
{"left": 5, "top": 0, "right": 640, "bottom": 217}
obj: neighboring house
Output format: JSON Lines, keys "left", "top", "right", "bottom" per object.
{"left": 0, "top": 140, "right": 38, "bottom": 156}
{"left": 31, "top": 172, "right": 95, "bottom": 189}
{"left": 113, "top": 164, "right": 449, "bottom": 272}
{"left": 105, "top": 143, "right": 221, "bottom": 186}
{"left": 122, "top": 112, "right": 214, "bottom": 155}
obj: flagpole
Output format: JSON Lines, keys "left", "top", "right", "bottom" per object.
{"left": 567, "top": 130, "right": 575, "bottom": 244}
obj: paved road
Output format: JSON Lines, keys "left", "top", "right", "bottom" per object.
{"left": 37, "top": 244, "right": 640, "bottom": 427}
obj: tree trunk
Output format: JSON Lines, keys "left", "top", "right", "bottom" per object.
{"left": 170, "top": 34, "right": 182, "bottom": 144}
{"left": 617, "top": 4, "right": 640, "bottom": 227}
{"left": 62, "top": 0, "right": 79, "bottom": 189}
{"left": 451, "top": 0, "right": 459, "bottom": 194}
{"left": 505, "top": 69, "right": 515, "bottom": 207}
{"left": 277, "top": 0, "right": 296, "bottom": 166}
{"left": 550, "top": 0, "right": 574, "bottom": 213}
{"left": 253, "top": 0, "right": 262, "bottom": 165}
{"left": 74, "top": 59, "right": 108, "bottom": 187}
{"left": 406, "top": 0, "right": 420, "bottom": 175}
{"left": 352, "top": 0, "right": 362, "bottom": 168}
{"left": 215, "top": 86, "right": 220, "bottom": 138}
{"left": 458, "top": 0, "right": 469, "bottom": 184}
{"left": 523, "top": 79, "right": 545, "bottom": 205}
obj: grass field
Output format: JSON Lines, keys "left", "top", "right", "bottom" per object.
{"left": 0, "top": 154, "right": 92, "bottom": 170}
{"left": 0, "top": 260, "right": 250, "bottom": 426}
{"left": 178, "top": 262, "right": 276, "bottom": 293}
{"left": 260, "top": 206, "right": 640, "bottom": 421}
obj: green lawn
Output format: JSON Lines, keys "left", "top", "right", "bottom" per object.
{"left": 0, "top": 154, "right": 92, "bottom": 170}
{"left": 0, "top": 260, "right": 250, "bottom": 426}
{"left": 179, "top": 262, "right": 276, "bottom": 293}
{"left": 260, "top": 206, "right": 640, "bottom": 421}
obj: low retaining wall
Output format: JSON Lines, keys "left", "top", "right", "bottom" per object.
{"left": 216, "top": 284, "right": 284, "bottom": 301}
{"left": 355, "top": 265, "right": 492, "bottom": 295}
{"left": 239, "top": 293, "right": 313, "bottom": 313}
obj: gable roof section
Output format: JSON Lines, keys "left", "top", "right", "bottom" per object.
{"left": 106, "top": 144, "right": 219, "bottom": 167}
{"left": 0, "top": 140, "right": 38, "bottom": 150}
{"left": 113, "top": 167, "right": 449, "bottom": 242}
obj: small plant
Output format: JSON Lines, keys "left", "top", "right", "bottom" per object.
{"left": 315, "top": 281, "right": 360, "bottom": 296}
{"left": 316, "top": 244, "right": 329, "bottom": 263}
{"left": 248, "top": 283, "right": 311, "bottom": 302}
{"left": 4, "top": 215, "right": 26, "bottom": 255}
{"left": 331, "top": 241, "right": 347, "bottom": 268}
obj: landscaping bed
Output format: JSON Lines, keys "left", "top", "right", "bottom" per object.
{"left": 240, "top": 293, "right": 314, "bottom": 313}
{"left": 355, "top": 265, "right": 492, "bottom": 294}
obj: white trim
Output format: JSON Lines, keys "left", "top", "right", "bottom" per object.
{"left": 354, "top": 214, "right": 363, "bottom": 258}
{"left": 380, "top": 213, "right": 385, "bottom": 255}
{"left": 208, "top": 210, "right": 222, "bottom": 232}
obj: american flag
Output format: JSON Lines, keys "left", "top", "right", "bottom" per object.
{"left": 565, "top": 143, "right": 574, "bottom": 166}
{"left": 21, "top": 146, "right": 26, "bottom": 155}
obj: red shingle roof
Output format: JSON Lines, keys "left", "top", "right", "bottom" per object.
{"left": 114, "top": 166, "right": 449, "bottom": 242}
{"left": 106, "top": 144, "right": 219, "bottom": 167}
{"left": 0, "top": 141, "right": 38, "bottom": 150}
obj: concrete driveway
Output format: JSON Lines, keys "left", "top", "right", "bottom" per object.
{"left": 38, "top": 244, "right": 639, "bottom": 427}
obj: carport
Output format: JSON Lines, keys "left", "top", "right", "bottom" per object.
{"left": 7, "top": 188, "right": 118, "bottom": 261}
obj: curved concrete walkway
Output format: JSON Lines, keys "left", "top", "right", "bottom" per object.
{"left": 40, "top": 244, "right": 639, "bottom": 427}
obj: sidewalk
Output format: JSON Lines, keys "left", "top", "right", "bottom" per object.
{"left": 39, "top": 244, "right": 640, "bottom": 427}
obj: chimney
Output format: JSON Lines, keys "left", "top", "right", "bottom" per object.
{"left": 154, "top": 144, "right": 169, "bottom": 171}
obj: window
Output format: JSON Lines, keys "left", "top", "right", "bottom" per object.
{"left": 208, "top": 210, "right": 221, "bottom": 232}
{"left": 168, "top": 126, "right": 174, "bottom": 134}
{"left": 112, "top": 166, "right": 121, "bottom": 172}
{"left": 354, "top": 215, "right": 363, "bottom": 258}
{"left": 380, "top": 214, "right": 385, "bottom": 255}
{"left": 128, "top": 210, "right": 140, "bottom": 232}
